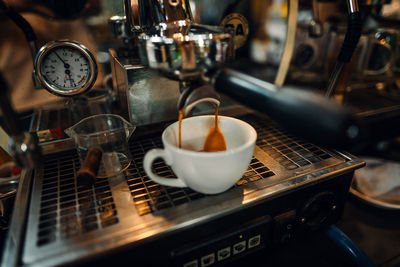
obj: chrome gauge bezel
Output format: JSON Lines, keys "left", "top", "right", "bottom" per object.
{"left": 34, "top": 40, "right": 98, "bottom": 97}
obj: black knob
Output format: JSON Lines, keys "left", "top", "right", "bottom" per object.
{"left": 300, "top": 192, "right": 338, "bottom": 230}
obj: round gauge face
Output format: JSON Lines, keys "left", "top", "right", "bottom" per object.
{"left": 41, "top": 47, "right": 91, "bottom": 90}
{"left": 34, "top": 40, "right": 97, "bottom": 97}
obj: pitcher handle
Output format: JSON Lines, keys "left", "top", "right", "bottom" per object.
{"left": 143, "top": 149, "right": 186, "bottom": 188}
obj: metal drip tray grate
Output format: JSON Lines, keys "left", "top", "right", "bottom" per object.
{"left": 240, "top": 114, "right": 336, "bottom": 169}
{"left": 34, "top": 113, "right": 336, "bottom": 241}
{"left": 127, "top": 139, "right": 275, "bottom": 215}
{"left": 125, "top": 114, "right": 331, "bottom": 216}
{"left": 19, "top": 112, "right": 363, "bottom": 267}
{"left": 37, "top": 152, "right": 119, "bottom": 247}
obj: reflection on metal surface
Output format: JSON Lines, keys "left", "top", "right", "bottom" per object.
{"left": 109, "top": 48, "right": 182, "bottom": 125}
{"left": 124, "top": 0, "right": 193, "bottom": 33}
{"left": 138, "top": 22, "right": 234, "bottom": 81}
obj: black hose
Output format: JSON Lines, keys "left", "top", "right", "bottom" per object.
{"left": 337, "top": 12, "right": 362, "bottom": 63}
{"left": 326, "top": 11, "right": 362, "bottom": 97}
{"left": 0, "top": 0, "right": 37, "bottom": 43}
{"left": 0, "top": 0, "right": 38, "bottom": 65}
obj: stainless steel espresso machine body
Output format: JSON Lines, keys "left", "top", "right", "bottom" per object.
{"left": 1, "top": 0, "right": 382, "bottom": 266}
{"left": 3, "top": 114, "right": 364, "bottom": 267}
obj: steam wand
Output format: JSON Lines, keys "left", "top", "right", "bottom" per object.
{"left": 325, "top": 0, "right": 362, "bottom": 98}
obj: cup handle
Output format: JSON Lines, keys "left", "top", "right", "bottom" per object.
{"left": 143, "top": 149, "right": 187, "bottom": 188}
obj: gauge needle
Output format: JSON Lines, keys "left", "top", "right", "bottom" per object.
{"left": 55, "top": 52, "right": 74, "bottom": 87}
{"left": 54, "top": 52, "right": 70, "bottom": 69}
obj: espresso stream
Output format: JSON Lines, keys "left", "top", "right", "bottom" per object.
{"left": 178, "top": 106, "right": 227, "bottom": 152}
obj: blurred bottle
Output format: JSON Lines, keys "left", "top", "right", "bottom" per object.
{"left": 250, "top": 0, "right": 273, "bottom": 64}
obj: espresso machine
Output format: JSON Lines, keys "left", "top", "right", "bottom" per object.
{"left": 4, "top": 0, "right": 399, "bottom": 266}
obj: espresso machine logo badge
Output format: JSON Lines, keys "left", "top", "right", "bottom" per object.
{"left": 221, "top": 13, "right": 249, "bottom": 49}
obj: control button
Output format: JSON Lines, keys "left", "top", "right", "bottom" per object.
{"left": 248, "top": 234, "right": 261, "bottom": 248}
{"left": 183, "top": 259, "right": 198, "bottom": 267}
{"left": 217, "top": 247, "right": 231, "bottom": 261}
{"left": 233, "top": 240, "right": 246, "bottom": 255}
{"left": 201, "top": 253, "right": 215, "bottom": 267}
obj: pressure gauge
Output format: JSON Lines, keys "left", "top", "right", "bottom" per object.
{"left": 34, "top": 40, "right": 98, "bottom": 97}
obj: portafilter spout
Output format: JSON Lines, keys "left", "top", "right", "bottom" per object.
{"left": 177, "top": 83, "right": 220, "bottom": 117}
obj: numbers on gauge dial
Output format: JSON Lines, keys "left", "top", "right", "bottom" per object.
{"left": 40, "top": 47, "right": 90, "bottom": 90}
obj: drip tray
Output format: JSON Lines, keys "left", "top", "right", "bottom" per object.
{"left": 20, "top": 113, "right": 364, "bottom": 266}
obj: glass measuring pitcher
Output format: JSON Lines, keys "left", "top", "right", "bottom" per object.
{"left": 65, "top": 114, "right": 135, "bottom": 178}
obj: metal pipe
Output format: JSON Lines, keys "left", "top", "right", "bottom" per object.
{"left": 347, "top": 0, "right": 359, "bottom": 14}
{"left": 325, "top": 61, "right": 345, "bottom": 98}
{"left": 123, "top": 0, "right": 193, "bottom": 34}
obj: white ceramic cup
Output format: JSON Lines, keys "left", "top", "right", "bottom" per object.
{"left": 143, "top": 115, "right": 257, "bottom": 194}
